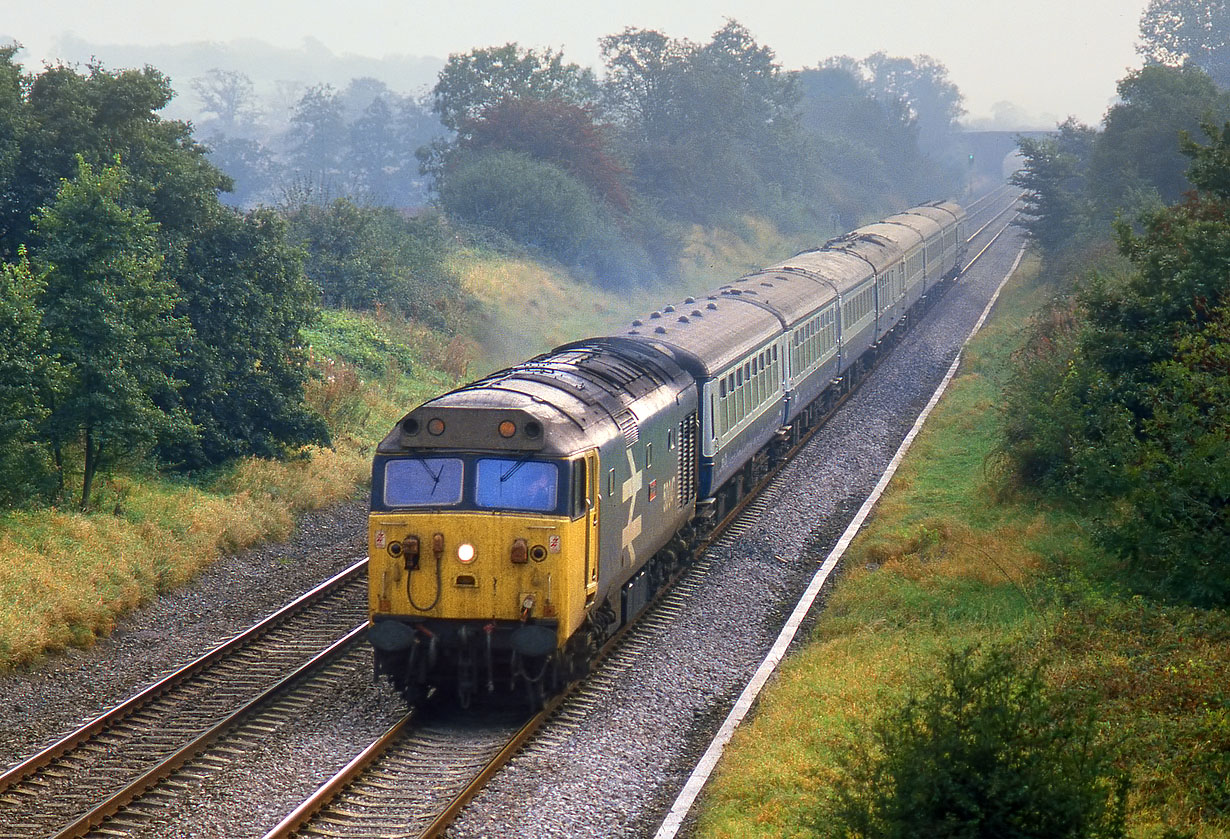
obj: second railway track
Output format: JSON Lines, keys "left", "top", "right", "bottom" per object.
{"left": 0, "top": 561, "right": 370, "bottom": 839}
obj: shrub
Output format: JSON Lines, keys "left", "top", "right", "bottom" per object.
{"left": 437, "top": 150, "right": 652, "bottom": 286}
{"left": 829, "top": 646, "right": 1128, "bottom": 839}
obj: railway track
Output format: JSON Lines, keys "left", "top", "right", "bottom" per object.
{"left": 0, "top": 560, "right": 369, "bottom": 839}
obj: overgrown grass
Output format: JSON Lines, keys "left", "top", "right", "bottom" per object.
{"left": 0, "top": 446, "right": 365, "bottom": 667}
{"left": 695, "top": 255, "right": 1230, "bottom": 838}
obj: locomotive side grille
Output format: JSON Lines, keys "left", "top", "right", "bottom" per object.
{"left": 678, "top": 412, "right": 697, "bottom": 505}
{"left": 614, "top": 407, "right": 640, "bottom": 446}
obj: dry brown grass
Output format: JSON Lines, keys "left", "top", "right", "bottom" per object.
{"left": 0, "top": 444, "right": 367, "bottom": 669}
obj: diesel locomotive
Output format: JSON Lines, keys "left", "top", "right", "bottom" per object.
{"left": 367, "top": 200, "right": 967, "bottom": 705}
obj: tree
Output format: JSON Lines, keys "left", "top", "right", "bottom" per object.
{"left": 190, "top": 68, "right": 260, "bottom": 137}
{"left": 0, "top": 55, "right": 232, "bottom": 259}
{"left": 1002, "top": 122, "right": 1230, "bottom": 606}
{"left": 831, "top": 648, "right": 1128, "bottom": 839}
{"left": 285, "top": 197, "right": 470, "bottom": 325}
{"left": 0, "top": 251, "right": 60, "bottom": 505}
{"left": 454, "top": 98, "right": 629, "bottom": 209}
{"left": 1138, "top": 0, "right": 1230, "bottom": 88}
{"left": 1089, "top": 64, "right": 1230, "bottom": 217}
{"left": 598, "top": 21, "right": 806, "bottom": 221}
{"left": 860, "top": 52, "right": 965, "bottom": 154}
{"left": 286, "top": 84, "right": 348, "bottom": 182}
{"left": 1085, "top": 123, "right": 1230, "bottom": 603}
{"left": 161, "top": 206, "right": 328, "bottom": 468}
{"left": 1105, "top": 301, "right": 1230, "bottom": 605}
{"left": 1010, "top": 118, "right": 1099, "bottom": 253}
{"left": 598, "top": 27, "right": 684, "bottom": 141}
{"left": 437, "top": 151, "right": 649, "bottom": 285}
{"left": 431, "top": 43, "right": 599, "bottom": 132}
{"left": 798, "top": 64, "right": 933, "bottom": 206}
{"left": 33, "top": 158, "right": 188, "bottom": 508}
{"left": 0, "top": 45, "right": 24, "bottom": 247}
{"left": 204, "top": 134, "right": 279, "bottom": 208}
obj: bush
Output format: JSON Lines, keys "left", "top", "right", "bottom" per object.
{"left": 437, "top": 150, "right": 652, "bottom": 286}
{"left": 830, "top": 647, "right": 1128, "bottom": 839}
{"left": 285, "top": 199, "right": 470, "bottom": 329}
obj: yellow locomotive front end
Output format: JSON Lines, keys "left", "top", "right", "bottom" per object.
{"left": 368, "top": 406, "right": 601, "bottom": 706}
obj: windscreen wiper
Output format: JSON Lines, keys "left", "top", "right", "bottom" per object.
{"left": 417, "top": 458, "right": 444, "bottom": 495}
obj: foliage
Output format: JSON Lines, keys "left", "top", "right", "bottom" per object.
{"left": 1002, "top": 123, "right": 1230, "bottom": 606}
{"left": 191, "top": 68, "right": 261, "bottom": 136}
{"left": 453, "top": 98, "right": 629, "bottom": 210}
{"left": 436, "top": 150, "right": 651, "bottom": 286}
{"left": 1010, "top": 119, "right": 1099, "bottom": 253}
{"left": 32, "top": 158, "right": 188, "bottom": 508}
{"left": 797, "top": 63, "right": 949, "bottom": 213}
{"left": 430, "top": 43, "right": 599, "bottom": 133}
{"left": 203, "top": 134, "right": 278, "bottom": 208}
{"left": 599, "top": 21, "right": 809, "bottom": 223}
{"left": 0, "top": 55, "right": 223, "bottom": 258}
{"left": 828, "top": 52, "right": 966, "bottom": 156}
{"left": 1012, "top": 64, "right": 1230, "bottom": 255}
{"left": 194, "top": 72, "right": 440, "bottom": 209}
{"left": 286, "top": 83, "right": 348, "bottom": 181}
{"left": 831, "top": 648, "right": 1128, "bottom": 839}
{"left": 1138, "top": 0, "right": 1230, "bottom": 88}
{"left": 1101, "top": 303, "right": 1230, "bottom": 605}
{"left": 1089, "top": 64, "right": 1230, "bottom": 217}
{"left": 0, "top": 53, "right": 346, "bottom": 503}
{"left": 161, "top": 206, "right": 329, "bottom": 469}
{"left": 0, "top": 252, "right": 59, "bottom": 505}
{"left": 284, "top": 197, "right": 471, "bottom": 325}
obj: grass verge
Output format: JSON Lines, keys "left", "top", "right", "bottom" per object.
{"left": 694, "top": 254, "right": 1230, "bottom": 838}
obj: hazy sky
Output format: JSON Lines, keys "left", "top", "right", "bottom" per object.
{"left": 5, "top": 0, "right": 1149, "bottom": 125}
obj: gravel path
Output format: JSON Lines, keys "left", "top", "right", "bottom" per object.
{"left": 0, "top": 224, "right": 1026, "bottom": 839}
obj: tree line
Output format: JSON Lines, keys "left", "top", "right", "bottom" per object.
{"left": 0, "top": 20, "right": 969, "bottom": 511}
{"left": 0, "top": 48, "right": 467, "bottom": 509}
{"left": 200, "top": 22, "right": 968, "bottom": 287}
{"left": 1005, "top": 25, "right": 1230, "bottom": 608}
{"left": 423, "top": 25, "right": 966, "bottom": 285}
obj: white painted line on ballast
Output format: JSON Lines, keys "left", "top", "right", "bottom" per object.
{"left": 654, "top": 241, "right": 1028, "bottom": 839}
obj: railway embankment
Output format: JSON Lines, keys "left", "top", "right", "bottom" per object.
{"left": 693, "top": 253, "right": 1230, "bottom": 838}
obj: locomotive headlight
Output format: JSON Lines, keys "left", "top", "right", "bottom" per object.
{"left": 457, "top": 542, "right": 475, "bottom": 563}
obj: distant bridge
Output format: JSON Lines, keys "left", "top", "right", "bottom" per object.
{"left": 955, "top": 130, "right": 1056, "bottom": 179}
